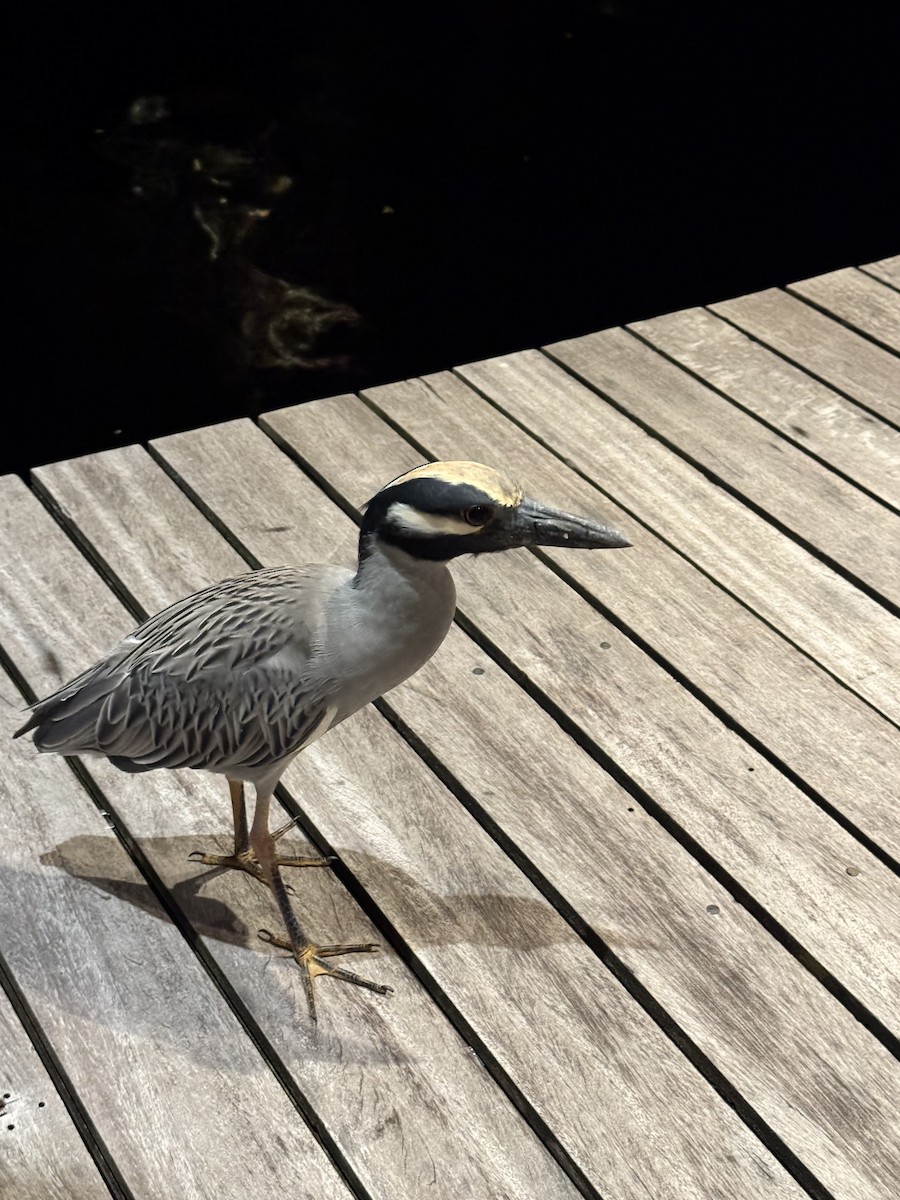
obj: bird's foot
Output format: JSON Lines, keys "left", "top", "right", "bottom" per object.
{"left": 257, "top": 930, "right": 393, "bottom": 1021}
{"left": 188, "top": 845, "right": 333, "bottom": 886}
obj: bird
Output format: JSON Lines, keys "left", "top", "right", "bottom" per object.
{"left": 15, "top": 460, "right": 630, "bottom": 1019}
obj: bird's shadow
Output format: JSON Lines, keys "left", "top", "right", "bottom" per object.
{"left": 20, "top": 828, "right": 656, "bottom": 1071}
{"left": 40, "top": 835, "right": 252, "bottom": 947}
{"left": 39, "top": 831, "right": 587, "bottom": 953}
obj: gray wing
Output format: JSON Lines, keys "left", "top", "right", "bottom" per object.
{"left": 16, "top": 566, "right": 346, "bottom": 772}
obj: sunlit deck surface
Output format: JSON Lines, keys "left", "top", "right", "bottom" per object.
{"left": 3, "top": 257, "right": 900, "bottom": 1200}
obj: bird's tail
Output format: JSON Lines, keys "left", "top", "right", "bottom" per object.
{"left": 13, "top": 669, "right": 115, "bottom": 752}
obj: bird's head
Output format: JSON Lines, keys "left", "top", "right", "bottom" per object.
{"left": 359, "top": 460, "right": 631, "bottom": 562}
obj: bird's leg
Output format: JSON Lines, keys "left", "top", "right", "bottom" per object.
{"left": 251, "top": 791, "right": 392, "bottom": 1021}
{"left": 189, "top": 779, "right": 332, "bottom": 884}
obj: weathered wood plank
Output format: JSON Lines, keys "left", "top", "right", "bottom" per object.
{"left": 96, "top": 415, "right": 900, "bottom": 1199}
{"left": 42, "top": 439, "right": 816, "bottom": 1200}
{"left": 708, "top": 288, "right": 900, "bottom": 425}
{"left": 787, "top": 266, "right": 900, "bottom": 353}
{"left": 860, "top": 254, "right": 900, "bottom": 290}
{"left": 0, "top": 678, "right": 352, "bottom": 1196}
{"left": 629, "top": 305, "right": 900, "bottom": 510}
{"left": 272, "top": 388, "right": 900, "bottom": 1013}
{"left": 112, "top": 432, "right": 811, "bottom": 1199}
{"left": 0, "top": 985, "right": 109, "bottom": 1200}
{"left": 458, "top": 347, "right": 900, "bottom": 725}
{"left": 2, "top": 471, "right": 579, "bottom": 1200}
{"left": 548, "top": 326, "right": 900, "bottom": 605}
{"left": 338, "top": 372, "right": 900, "bottom": 859}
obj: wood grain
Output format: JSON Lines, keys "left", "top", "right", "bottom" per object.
{"left": 337, "top": 371, "right": 900, "bottom": 859}
{"left": 548, "top": 326, "right": 900, "bottom": 605}
{"left": 0, "top": 985, "right": 109, "bottom": 1200}
{"left": 134, "top": 410, "right": 900, "bottom": 1199}
{"left": 860, "top": 255, "right": 900, "bottom": 290}
{"left": 272, "top": 385, "right": 900, "bottom": 1015}
{"left": 629, "top": 305, "right": 900, "bottom": 510}
{"left": 140, "top": 424, "right": 808, "bottom": 1198}
{"left": 2, "top": 470, "right": 578, "bottom": 1200}
{"left": 10, "top": 254, "right": 900, "bottom": 1200}
{"left": 788, "top": 267, "right": 900, "bottom": 353}
{"left": 458, "top": 347, "right": 900, "bottom": 725}
{"left": 708, "top": 288, "right": 900, "bottom": 425}
{"left": 0, "top": 675, "right": 351, "bottom": 1197}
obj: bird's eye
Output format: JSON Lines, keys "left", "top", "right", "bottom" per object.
{"left": 462, "top": 505, "right": 493, "bottom": 526}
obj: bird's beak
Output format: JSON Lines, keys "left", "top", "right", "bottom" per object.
{"left": 510, "top": 497, "right": 631, "bottom": 550}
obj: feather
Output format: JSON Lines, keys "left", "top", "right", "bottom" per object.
{"left": 16, "top": 566, "right": 341, "bottom": 773}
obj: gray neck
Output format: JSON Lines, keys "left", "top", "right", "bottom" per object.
{"left": 316, "top": 534, "right": 456, "bottom": 722}
{"left": 353, "top": 533, "right": 454, "bottom": 591}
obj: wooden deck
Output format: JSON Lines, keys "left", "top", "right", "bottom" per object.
{"left": 2, "top": 257, "right": 899, "bottom": 1200}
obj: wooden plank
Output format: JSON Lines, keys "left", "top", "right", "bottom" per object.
{"left": 548, "top": 326, "right": 900, "bottom": 605}
{"left": 629, "top": 305, "right": 900, "bottom": 511}
{"left": 69, "top": 439, "right": 816, "bottom": 1199}
{"left": 787, "top": 266, "right": 900, "bottom": 353}
{"left": 336, "top": 372, "right": 900, "bottom": 859}
{"left": 109, "top": 414, "right": 900, "bottom": 1199}
{"left": 130, "top": 432, "right": 816, "bottom": 1200}
{"left": 2, "top": 472, "right": 579, "bottom": 1200}
{"left": 708, "top": 287, "right": 900, "bottom": 425}
{"left": 0, "top": 986, "right": 109, "bottom": 1200}
{"left": 0, "top": 687, "right": 352, "bottom": 1197}
{"left": 260, "top": 399, "right": 900, "bottom": 1197}
{"left": 459, "top": 347, "right": 900, "bottom": 725}
{"left": 561, "top": 326, "right": 900, "bottom": 600}
{"left": 860, "top": 254, "right": 900, "bottom": 290}
{"left": 272, "top": 386, "right": 900, "bottom": 1009}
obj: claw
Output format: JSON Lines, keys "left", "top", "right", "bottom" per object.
{"left": 186, "top": 846, "right": 332, "bottom": 882}
{"left": 271, "top": 815, "right": 303, "bottom": 842}
{"left": 270, "top": 818, "right": 336, "bottom": 867}
{"left": 257, "top": 930, "right": 392, "bottom": 1021}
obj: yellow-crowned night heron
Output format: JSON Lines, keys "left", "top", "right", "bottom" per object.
{"left": 16, "top": 460, "right": 630, "bottom": 1018}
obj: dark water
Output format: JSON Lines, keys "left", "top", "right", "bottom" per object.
{"left": 5, "top": 3, "right": 897, "bottom": 477}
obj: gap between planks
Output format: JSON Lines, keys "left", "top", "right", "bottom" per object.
{"left": 786, "top": 266, "right": 900, "bottom": 356}
{"left": 626, "top": 305, "right": 900, "bottom": 514}
{"left": 2, "top": 474, "right": 586, "bottom": 1200}
{"left": 708, "top": 288, "right": 900, "bottom": 428}
{"left": 27, "top": 445, "right": 812, "bottom": 1200}
{"left": 0, "top": 963, "right": 117, "bottom": 1200}
{"left": 457, "top": 347, "right": 900, "bottom": 727}
{"left": 41, "top": 420, "right": 900, "bottom": 1199}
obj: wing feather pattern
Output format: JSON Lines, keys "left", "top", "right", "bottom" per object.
{"left": 15, "top": 566, "right": 346, "bottom": 774}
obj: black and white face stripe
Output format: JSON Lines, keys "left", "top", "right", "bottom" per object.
{"left": 359, "top": 461, "right": 523, "bottom": 561}
{"left": 387, "top": 503, "right": 484, "bottom": 538}
{"left": 357, "top": 459, "right": 631, "bottom": 564}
